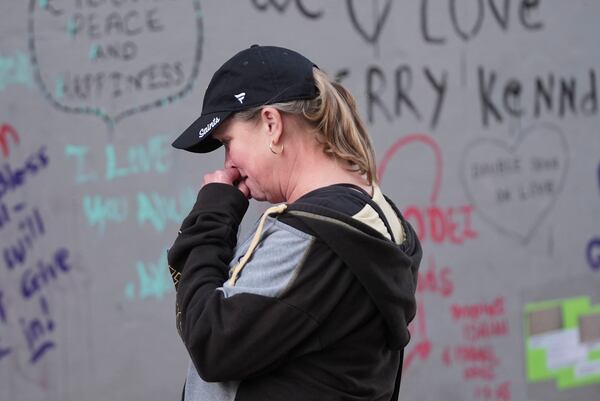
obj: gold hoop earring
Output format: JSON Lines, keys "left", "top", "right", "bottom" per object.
{"left": 269, "top": 140, "right": 283, "bottom": 155}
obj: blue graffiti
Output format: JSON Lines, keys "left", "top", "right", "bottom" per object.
{"left": 2, "top": 205, "right": 46, "bottom": 270}
{"left": 82, "top": 194, "right": 128, "bottom": 233}
{"left": 20, "top": 247, "right": 72, "bottom": 299}
{"left": 104, "top": 136, "right": 172, "bottom": 180}
{"left": 0, "top": 146, "right": 49, "bottom": 201}
{"left": 137, "top": 187, "right": 196, "bottom": 232}
{"left": 125, "top": 250, "right": 172, "bottom": 301}
{"left": 0, "top": 290, "right": 12, "bottom": 361}
{"left": 0, "top": 51, "right": 34, "bottom": 92}
{"left": 0, "top": 341, "right": 10, "bottom": 361}
{"left": 82, "top": 186, "right": 195, "bottom": 233}
{"left": 65, "top": 135, "right": 172, "bottom": 184}
{"left": 0, "top": 290, "right": 6, "bottom": 323}
{"left": 20, "top": 297, "right": 55, "bottom": 364}
{"left": 64, "top": 145, "right": 98, "bottom": 184}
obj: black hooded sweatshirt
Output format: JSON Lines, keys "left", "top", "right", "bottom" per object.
{"left": 167, "top": 183, "right": 422, "bottom": 401}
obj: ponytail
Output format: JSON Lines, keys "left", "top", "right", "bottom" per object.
{"left": 234, "top": 68, "right": 378, "bottom": 184}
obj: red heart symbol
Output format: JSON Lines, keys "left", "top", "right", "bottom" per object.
{"left": 378, "top": 133, "right": 444, "bottom": 205}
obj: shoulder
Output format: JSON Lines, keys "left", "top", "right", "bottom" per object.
{"left": 293, "top": 184, "right": 371, "bottom": 216}
{"left": 219, "top": 217, "right": 315, "bottom": 299}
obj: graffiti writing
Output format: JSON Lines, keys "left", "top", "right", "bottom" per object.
{"left": 0, "top": 290, "right": 11, "bottom": 361}
{"left": 124, "top": 249, "right": 172, "bottom": 301}
{"left": 479, "top": 68, "right": 597, "bottom": 127}
{"left": 588, "top": 238, "right": 600, "bottom": 271}
{"left": 421, "top": 0, "right": 544, "bottom": 45}
{"left": 366, "top": 65, "right": 448, "bottom": 129}
{"left": 379, "top": 133, "right": 479, "bottom": 245}
{"left": 65, "top": 135, "right": 171, "bottom": 184}
{"left": 0, "top": 131, "right": 76, "bottom": 371}
{"left": 417, "top": 257, "right": 454, "bottom": 298}
{"left": 19, "top": 296, "right": 56, "bottom": 365}
{"left": 346, "top": 0, "right": 392, "bottom": 45}
{"left": 29, "top": 0, "right": 203, "bottom": 127}
{"left": 473, "top": 381, "right": 512, "bottom": 401}
{"left": 356, "top": 62, "right": 598, "bottom": 130}
{"left": 81, "top": 187, "right": 195, "bottom": 233}
{"left": 20, "top": 247, "right": 71, "bottom": 300}
{"left": 461, "top": 123, "right": 567, "bottom": 243}
{"left": 0, "top": 146, "right": 49, "bottom": 201}
{"left": 250, "top": 0, "right": 323, "bottom": 19}
{"left": 2, "top": 204, "right": 45, "bottom": 269}
{"left": 586, "top": 162, "right": 600, "bottom": 271}
{"left": 440, "top": 295, "right": 511, "bottom": 398}
{"left": 443, "top": 344, "right": 500, "bottom": 380}
{"left": 0, "top": 124, "right": 20, "bottom": 159}
{"left": 0, "top": 51, "right": 34, "bottom": 93}
{"left": 405, "top": 256, "right": 456, "bottom": 372}
{"left": 452, "top": 296, "right": 509, "bottom": 342}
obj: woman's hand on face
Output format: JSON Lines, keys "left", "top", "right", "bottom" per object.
{"left": 203, "top": 167, "right": 250, "bottom": 199}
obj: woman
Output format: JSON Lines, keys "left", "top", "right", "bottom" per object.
{"left": 168, "top": 45, "right": 422, "bottom": 401}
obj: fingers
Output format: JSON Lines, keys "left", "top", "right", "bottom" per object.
{"left": 203, "top": 168, "right": 251, "bottom": 199}
{"left": 203, "top": 167, "right": 240, "bottom": 186}
{"left": 236, "top": 179, "right": 251, "bottom": 199}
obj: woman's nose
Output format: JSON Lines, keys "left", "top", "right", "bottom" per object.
{"left": 224, "top": 151, "right": 234, "bottom": 169}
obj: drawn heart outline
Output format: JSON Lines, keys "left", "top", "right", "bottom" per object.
{"left": 27, "top": 0, "right": 203, "bottom": 130}
{"left": 378, "top": 133, "right": 443, "bottom": 205}
{"left": 346, "top": 0, "right": 393, "bottom": 45}
{"left": 459, "top": 123, "right": 568, "bottom": 243}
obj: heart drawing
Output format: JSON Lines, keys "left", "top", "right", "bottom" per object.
{"left": 378, "top": 133, "right": 443, "bottom": 206}
{"left": 460, "top": 123, "right": 568, "bottom": 243}
{"left": 346, "top": 0, "right": 393, "bottom": 45}
{"left": 28, "top": 0, "right": 203, "bottom": 129}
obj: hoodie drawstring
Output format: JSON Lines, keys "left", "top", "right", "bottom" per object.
{"left": 227, "top": 203, "right": 288, "bottom": 286}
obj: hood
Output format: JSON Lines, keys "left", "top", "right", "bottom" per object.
{"left": 286, "top": 202, "right": 422, "bottom": 350}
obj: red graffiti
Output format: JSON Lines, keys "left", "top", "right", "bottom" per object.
{"left": 378, "top": 133, "right": 478, "bottom": 244}
{"left": 404, "top": 301, "right": 433, "bottom": 373}
{"left": 404, "top": 204, "right": 478, "bottom": 244}
{"left": 465, "top": 365, "right": 496, "bottom": 380}
{"left": 0, "top": 124, "right": 20, "bottom": 159}
{"left": 451, "top": 297, "right": 509, "bottom": 341}
{"left": 443, "top": 345, "right": 499, "bottom": 366}
{"left": 379, "top": 133, "right": 442, "bottom": 203}
{"left": 463, "top": 319, "right": 509, "bottom": 341}
{"left": 405, "top": 258, "right": 455, "bottom": 372}
{"left": 417, "top": 256, "right": 454, "bottom": 298}
{"left": 474, "top": 381, "right": 511, "bottom": 401}
{"left": 443, "top": 344, "right": 500, "bottom": 381}
{"left": 451, "top": 297, "right": 505, "bottom": 320}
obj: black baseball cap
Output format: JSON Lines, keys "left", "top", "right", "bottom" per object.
{"left": 172, "top": 45, "right": 319, "bottom": 153}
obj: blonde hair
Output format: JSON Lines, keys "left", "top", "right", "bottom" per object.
{"left": 234, "top": 68, "right": 377, "bottom": 185}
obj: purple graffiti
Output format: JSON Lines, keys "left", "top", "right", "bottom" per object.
{"left": 588, "top": 238, "right": 600, "bottom": 271}
{"left": 0, "top": 290, "right": 11, "bottom": 361}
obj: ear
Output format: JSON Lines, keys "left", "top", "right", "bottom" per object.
{"left": 260, "top": 107, "right": 284, "bottom": 144}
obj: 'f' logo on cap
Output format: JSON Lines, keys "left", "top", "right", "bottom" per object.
{"left": 234, "top": 92, "right": 246, "bottom": 104}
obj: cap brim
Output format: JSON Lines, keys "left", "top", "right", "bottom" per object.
{"left": 172, "top": 110, "right": 232, "bottom": 153}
